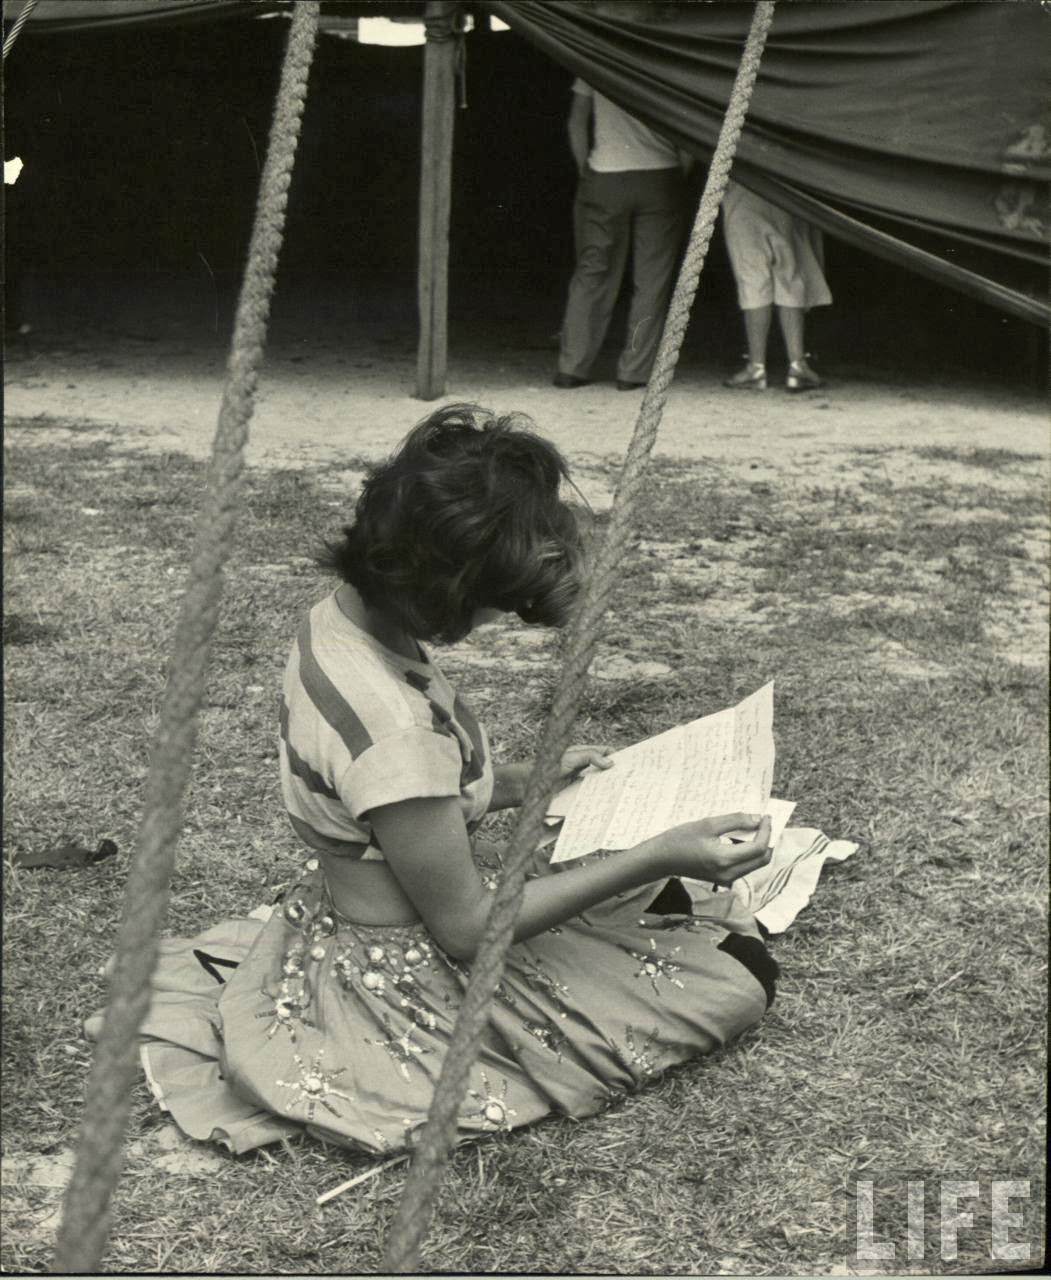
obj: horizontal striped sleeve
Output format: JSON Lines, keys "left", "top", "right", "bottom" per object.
{"left": 295, "top": 615, "right": 374, "bottom": 760}
{"left": 336, "top": 727, "right": 463, "bottom": 821}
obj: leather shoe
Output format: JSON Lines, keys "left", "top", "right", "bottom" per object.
{"left": 616, "top": 379, "right": 646, "bottom": 391}
{"left": 552, "top": 372, "right": 591, "bottom": 389}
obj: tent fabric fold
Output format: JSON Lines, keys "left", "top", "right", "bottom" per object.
{"left": 12, "top": 0, "right": 1049, "bottom": 322}
{"left": 4, "top": 0, "right": 269, "bottom": 29}
{"left": 487, "top": 0, "right": 1050, "bottom": 324}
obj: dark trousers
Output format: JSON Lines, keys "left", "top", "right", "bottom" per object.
{"left": 559, "top": 167, "right": 687, "bottom": 384}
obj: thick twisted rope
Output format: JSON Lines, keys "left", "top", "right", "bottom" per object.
{"left": 381, "top": 3, "right": 777, "bottom": 1270}
{"left": 2, "top": 0, "right": 37, "bottom": 60}
{"left": 50, "top": 4, "right": 320, "bottom": 1271}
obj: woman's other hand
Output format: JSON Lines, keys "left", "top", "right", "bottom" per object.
{"left": 490, "top": 746, "right": 611, "bottom": 811}
{"left": 558, "top": 745, "right": 613, "bottom": 785}
{"left": 658, "top": 813, "right": 772, "bottom": 886}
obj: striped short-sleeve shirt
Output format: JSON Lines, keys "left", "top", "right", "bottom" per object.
{"left": 279, "top": 592, "right": 493, "bottom": 860}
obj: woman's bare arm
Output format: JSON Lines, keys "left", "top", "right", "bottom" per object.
{"left": 489, "top": 746, "right": 612, "bottom": 811}
{"left": 367, "top": 795, "right": 771, "bottom": 961}
{"left": 488, "top": 762, "right": 531, "bottom": 811}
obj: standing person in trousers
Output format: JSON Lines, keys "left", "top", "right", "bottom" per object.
{"left": 554, "top": 80, "right": 691, "bottom": 392}
{"left": 721, "top": 180, "right": 831, "bottom": 392}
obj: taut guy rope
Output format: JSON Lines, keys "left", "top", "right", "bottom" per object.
{"left": 50, "top": 4, "right": 320, "bottom": 1271}
{"left": 381, "top": 3, "right": 778, "bottom": 1270}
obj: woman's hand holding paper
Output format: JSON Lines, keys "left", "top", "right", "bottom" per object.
{"left": 657, "top": 812, "right": 773, "bottom": 886}
{"left": 557, "top": 744, "right": 613, "bottom": 785}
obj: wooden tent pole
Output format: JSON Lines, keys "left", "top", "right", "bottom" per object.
{"left": 415, "top": 0, "right": 458, "bottom": 400}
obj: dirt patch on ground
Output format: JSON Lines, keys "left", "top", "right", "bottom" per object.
{"left": 5, "top": 296, "right": 1047, "bottom": 483}
{"left": 6, "top": 303, "right": 1048, "bottom": 680}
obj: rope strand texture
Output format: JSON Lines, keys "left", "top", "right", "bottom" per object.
{"left": 49, "top": 4, "right": 320, "bottom": 1271}
{"left": 2, "top": 0, "right": 37, "bottom": 60}
{"left": 381, "top": 3, "right": 777, "bottom": 1271}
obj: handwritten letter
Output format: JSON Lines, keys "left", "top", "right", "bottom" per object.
{"left": 550, "top": 682, "right": 780, "bottom": 862}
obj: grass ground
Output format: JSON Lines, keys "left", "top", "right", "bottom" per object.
{"left": 2, "top": 428, "right": 1047, "bottom": 1274}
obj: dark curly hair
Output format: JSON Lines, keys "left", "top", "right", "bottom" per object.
{"left": 319, "top": 404, "right": 584, "bottom": 644}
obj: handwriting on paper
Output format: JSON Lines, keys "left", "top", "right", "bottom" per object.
{"left": 550, "top": 682, "right": 780, "bottom": 862}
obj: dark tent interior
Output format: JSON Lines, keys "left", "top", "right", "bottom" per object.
{"left": 4, "top": 10, "right": 1046, "bottom": 389}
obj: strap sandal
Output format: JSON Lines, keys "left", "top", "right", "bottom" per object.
{"left": 723, "top": 360, "right": 767, "bottom": 390}
{"left": 786, "top": 357, "right": 823, "bottom": 392}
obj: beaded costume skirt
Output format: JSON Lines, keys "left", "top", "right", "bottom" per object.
{"left": 108, "top": 850, "right": 777, "bottom": 1155}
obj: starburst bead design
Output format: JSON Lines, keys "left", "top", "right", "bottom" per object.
{"left": 391, "top": 969, "right": 417, "bottom": 994}
{"left": 522, "top": 1018, "right": 568, "bottom": 1060}
{"left": 258, "top": 994, "right": 301, "bottom": 1040}
{"left": 283, "top": 897, "right": 312, "bottom": 927}
{"left": 630, "top": 939, "right": 685, "bottom": 995}
{"left": 366, "top": 1014, "right": 433, "bottom": 1080}
{"left": 405, "top": 1000, "right": 438, "bottom": 1031}
{"left": 518, "top": 957, "right": 572, "bottom": 1017}
{"left": 275, "top": 1048, "right": 353, "bottom": 1121}
{"left": 389, "top": 983, "right": 437, "bottom": 1034}
{"left": 466, "top": 1072, "right": 517, "bottom": 1131}
{"left": 492, "top": 980, "right": 519, "bottom": 1012}
{"left": 622, "top": 1024, "right": 662, "bottom": 1077}
{"left": 331, "top": 935, "right": 437, "bottom": 998}
{"left": 256, "top": 973, "right": 314, "bottom": 1041}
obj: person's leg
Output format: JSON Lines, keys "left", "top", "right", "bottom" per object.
{"left": 777, "top": 304, "right": 823, "bottom": 390}
{"left": 616, "top": 169, "right": 686, "bottom": 386}
{"left": 744, "top": 305, "right": 773, "bottom": 365}
{"left": 722, "top": 192, "right": 776, "bottom": 389}
{"left": 724, "top": 304, "right": 771, "bottom": 388}
{"left": 776, "top": 305, "right": 805, "bottom": 363}
{"left": 557, "top": 173, "right": 631, "bottom": 383}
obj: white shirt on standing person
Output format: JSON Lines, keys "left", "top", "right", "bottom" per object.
{"left": 571, "top": 78, "right": 680, "bottom": 172}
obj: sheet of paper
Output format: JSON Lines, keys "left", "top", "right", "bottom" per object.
{"left": 550, "top": 682, "right": 776, "bottom": 862}
{"left": 725, "top": 794, "right": 796, "bottom": 850}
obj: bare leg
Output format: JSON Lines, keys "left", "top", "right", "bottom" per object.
{"left": 724, "top": 305, "right": 771, "bottom": 388}
{"left": 776, "top": 306, "right": 805, "bottom": 363}
{"left": 777, "top": 305, "right": 824, "bottom": 389}
{"left": 743, "top": 305, "right": 772, "bottom": 365}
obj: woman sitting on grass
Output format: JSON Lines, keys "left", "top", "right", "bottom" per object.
{"left": 133, "top": 404, "right": 777, "bottom": 1154}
